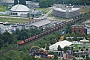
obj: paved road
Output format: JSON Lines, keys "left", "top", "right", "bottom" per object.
{"left": 38, "top": 7, "right": 53, "bottom": 19}
{"left": 42, "top": 8, "right": 53, "bottom": 18}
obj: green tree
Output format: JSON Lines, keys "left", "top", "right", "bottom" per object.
{"left": 73, "top": 58, "right": 76, "bottom": 60}
{"left": 87, "top": 33, "right": 90, "bottom": 39}
{"left": 62, "top": 58, "right": 65, "bottom": 60}
{"left": 67, "top": 33, "right": 71, "bottom": 37}
{"left": 55, "top": 0, "right": 63, "bottom": 4}
{"left": 82, "top": 33, "right": 86, "bottom": 37}
{"left": 71, "top": 32, "right": 75, "bottom": 37}
{"left": 81, "top": 49, "right": 83, "bottom": 52}
{"left": 39, "top": 0, "right": 55, "bottom": 8}
{"left": 14, "top": 0, "right": 18, "bottom": 5}
{"left": 18, "top": 31, "right": 28, "bottom": 40}
{"left": 57, "top": 45, "right": 62, "bottom": 51}
{"left": 73, "top": 36, "right": 78, "bottom": 41}
{"left": 0, "top": 39, "right": 3, "bottom": 49}
{"left": 64, "top": 46, "right": 68, "bottom": 53}
{"left": 54, "top": 53, "right": 58, "bottom": 60}
{"left": 14, "top": 29, "right": 20, "bottom": 35}
{"left": 86, "top": 48, "right": 89, "bottom": 51}
{"left": 79, "top": 46, "right": 81, "bottom": 50}
{"left": 17, "top": 56, "right": 23, "bottom": 60}
{"left": 0, "top": 58, "right": 5, "bottom": 60}
{"left": 0, "top": 50, "right": 37, "bottom": 60}
{"left": 39, "top": 0, "right": 48, "bottom": 8}
{"left": 47, "top": 0, "right": 55, "bottom": 7}
{"left": 76, "top": 31, "right": 81, "bottom": 37}
{"left": 86, "top": 55, "right": 90, "bottom": 60}
{"left": 50, "top": 38, "right": 57, "bottom": 44}
{"left": 46, "top": 44, "right": 49, "bottom": 50}
{"left": 19, "top": 0, "right": 26, "bottom": 5}
{"left": 81, "top": 55, "right": 85, "bottom": 59}
{"left": 2, "top": 31, "right": 14, "bottom": 44}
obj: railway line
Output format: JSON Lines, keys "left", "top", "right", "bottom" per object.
{"left": 0, "top": 17, "right": 82, "bottom": 57}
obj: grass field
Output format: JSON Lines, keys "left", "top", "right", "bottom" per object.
{"left": 73, "top": 43, "right": 90, "bottom": 50}
{"left": 36, "top": 8, "right": 51, "bottom": 14}
{"left": 0, "top": 18, "right": 29, "bottom": 23}
{"left": 0, "top": 6, "right": 6, "bottom": 12}
{"left": 48, "top": 13, "right": 71, "bottom": 20}
{"left": 48, "top": 13, "right": 53, "bottom": 17}
{"left": 80, "top": 8, "right": 90, "bottom": 14}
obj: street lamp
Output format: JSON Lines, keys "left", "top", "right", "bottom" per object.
{"left": 28, "top": 17, "right": 33, "bottom": 37}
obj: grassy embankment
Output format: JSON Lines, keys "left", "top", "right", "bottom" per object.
{"left": 0, "top": 44, "right": 16, "bottom": 52}
{"left": 0, "top": 6, "right": 6, "bottom": 12}
{"left": 80, "top": 8, "right": 90, "bottom": 14}
{"left": 0, "top": 5, "right": 29, "bottom": 23}
{"left": 0, "top": 18, "right": 29, "bottom": 23}
{"left": 36, "top": 8, "right": 51, "bottom": 14}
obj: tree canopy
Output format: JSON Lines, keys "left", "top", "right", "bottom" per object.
{"left": 39, "top": 0, "right": 90, "bottom": 8}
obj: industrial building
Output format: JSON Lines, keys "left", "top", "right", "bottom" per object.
{"left": 10, "top": 4, "right": 30, "bottom": 17}
{"left": 82, "top": 20, "right": 90, "bottom": 34}
{"left": 71, "top": 25, "right": 87, "bottom": 34}
{"left": 52, "top": 6, "right": 80, "bottom": 18}
{"left": 8, "top": 4, "right": 42, "bottom": 17}
{"left": 30, "top": 19, "right": 51, "bottom": 29}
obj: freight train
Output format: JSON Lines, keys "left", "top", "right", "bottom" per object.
{"left": 18, "top": 18, "right": 81, "bottom": 45}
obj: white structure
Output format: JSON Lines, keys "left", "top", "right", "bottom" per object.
{"left": 80, "top": 38, "right": 89, "bottom": 46}
{"left": 52, "top": 6, "right": 80, "bottom": 18}
{"left": 10, "top": 4, "right": 30, "bottom": 17}
{"left": 80, "top": 38, "right": 89, "bottom": 43}
{"left": 49, "top": 40, "right": 72, "bottom": 51}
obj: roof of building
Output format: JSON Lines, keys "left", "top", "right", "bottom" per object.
{"left": 71, "top": 25, "right": 85, "bottom": 28}
{"left": 10, "top": 4, "right": 30, "bottom": 11}
{"left": 49, "top": 40, "right": 72, "bottom": 51}
{"left": 30, "top": 19, "right": 51, "bottom": 27}
{"left": 53, "top": 7, "right": 80, "bottom": 12}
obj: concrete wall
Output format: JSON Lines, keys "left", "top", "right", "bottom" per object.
{"left": 52, "top": 8, "right": 80, "bottom": 18}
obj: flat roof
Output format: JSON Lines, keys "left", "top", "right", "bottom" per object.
{"left": 49, "top": 40, "right": 72, "bottom": 50}
{"left": 30, "top": 20, "right": 51, "bottom": 27}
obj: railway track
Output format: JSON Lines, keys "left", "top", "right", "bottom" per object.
{"left": 0, "top": 17, "right": 82, "bottom": 57}
{"left": 0, "top": 28, "right": 61, "bottom": 57}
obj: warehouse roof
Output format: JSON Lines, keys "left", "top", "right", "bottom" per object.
{"left": 30, "top": 19, "right": 51, "bottom": 27}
